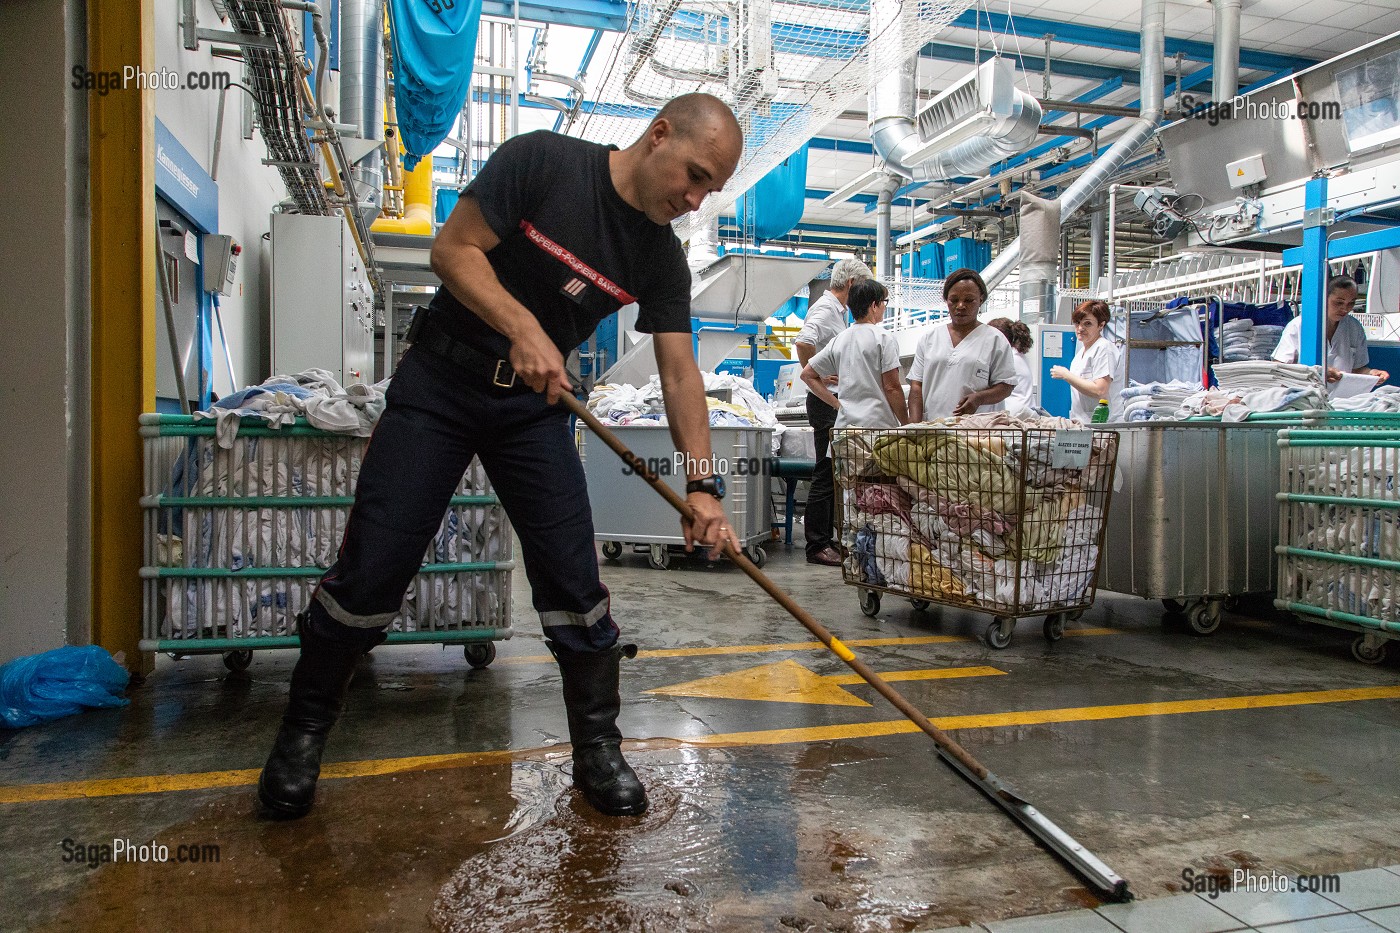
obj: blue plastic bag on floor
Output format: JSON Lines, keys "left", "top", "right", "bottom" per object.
{"left": 0, "top": 645, "right": 130, "bottom": 728}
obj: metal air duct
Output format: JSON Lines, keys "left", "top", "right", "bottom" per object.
{"left": 981, "top": 0, "right": 1165, "bottom": 291}
{"left": 1213, "top": 0, "right": 1241, "bottom": 102}
{"left": 340, "top": 0, "right": 384, "bottom": 223}
{"left": 867, "top": 0, "right": 1043, "bottom": 185}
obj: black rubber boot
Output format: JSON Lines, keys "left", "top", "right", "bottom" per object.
{"left": 549, "top": 641, "right": 648, "bottom": 817}
{"left": 258, "top": 609, "right": 384, "bottom": 819}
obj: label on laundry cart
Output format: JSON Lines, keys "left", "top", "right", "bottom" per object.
{"left": 1051, "top": 429, "right": 1092, "bottom": 470}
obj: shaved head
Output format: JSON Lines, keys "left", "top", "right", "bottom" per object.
{"left": 613, "top": 92, "right": 743, "bottom": 224}
{"left": 652, "top": 93, "right": 743, "bottom": 148}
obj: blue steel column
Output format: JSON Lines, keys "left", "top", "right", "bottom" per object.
{"left": 1298, "top": 176, "right": 1329, "bottom": 367}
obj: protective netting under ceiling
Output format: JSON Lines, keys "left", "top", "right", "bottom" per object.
{"left": 573, "top": 0, "right": 975, "bottom": 242}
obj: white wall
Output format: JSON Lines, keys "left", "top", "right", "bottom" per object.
{"left": 154, "top": 0, "right": 286, "bottom": 391}
{"left": 0, "top": 0, "right": 89, "bottom": 661}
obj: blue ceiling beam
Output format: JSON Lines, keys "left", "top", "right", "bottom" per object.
{"left": 808, "top": 137, "right": 875, "bottom": 155}
{"left": 948, "top": 10, "right": 1317, "bottom": 72}
{"left": 1041, "top": 76, "right": 1125, "bottom": 125}
{"left": 917, "top": 41, "right": 1143, "bottom": 86}
{"left": 722, "top": 217, "right": 876, "bottom": 237}
{"left": 804, "top": 187, "right": 928, "bottom": 209}
{"left": 480, "top": 0, "right": 628, "bottom": 31}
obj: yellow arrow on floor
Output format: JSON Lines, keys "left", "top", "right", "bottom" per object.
{"left": 645, "top": 659, "right": 1006, "bottom": 707}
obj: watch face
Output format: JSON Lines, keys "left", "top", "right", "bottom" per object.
{"left": 713, "top": 475, "right": 726, "bottom": 497}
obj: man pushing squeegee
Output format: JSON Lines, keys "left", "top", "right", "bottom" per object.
{"left": 255, "top": 91, "right": 1130, "bottom": 902}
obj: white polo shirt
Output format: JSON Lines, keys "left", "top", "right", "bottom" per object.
{"left": 1068, "top": 336, "right": 1121, "bottom": 423}
{"left": 794, "top": 290, "right": 848, "bottom": 396}
{"left": 1272, "top": 314, "right": 1370, "bottom": 373}
{"left": 809, "top": 323, "right": 903, "bottom": 429}
{"left": 1000, "top": 351, "right": 1036, "bottom": 414}
{"left": 909, "top": 322, "right": 1018, "bottom": 419}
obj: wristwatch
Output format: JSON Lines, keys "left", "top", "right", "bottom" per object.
{"left": 685, "top": 475, "right": 726, "bottom": 500}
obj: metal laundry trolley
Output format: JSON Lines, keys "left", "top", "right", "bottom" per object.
{"left": 1097, "top": 418, "right": 1301, "bottom": 634}
{"left": 139, "top": 414, "right": 514, "bottom": 670}
{"left": 580, "top": 423, "right": 773, "bottom": 569}
{"left": 1276, "top": 412, "right": 1400, "bottom": 664}
{"left": 833, "top": 422, "right": 1119, "bottom": 648}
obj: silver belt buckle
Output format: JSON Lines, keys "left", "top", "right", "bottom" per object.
{"left": 492, "top": 360, "right": 516, "bottom": 388}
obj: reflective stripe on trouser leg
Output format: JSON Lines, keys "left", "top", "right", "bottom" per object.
{"left": 315, "top": 350, "right": 477, "bottom": 628}
{"left": 477, "top": 405, "right": 619, "bottom": 653}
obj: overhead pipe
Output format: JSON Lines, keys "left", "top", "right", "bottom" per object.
{"left": 981, "top": 0, "right": 1165, "bottom": 291}
{"left": 1089, "top": 196, "right": 1107, "bottom": 288}
{"left": 1212, "top": 0, "right": 1241, "bottom": 103}
{"left": 339, "top": 0, "right": 385, "bottom": 218}
{"left": 876, "top": 176, "right": 897, "bottom": 278}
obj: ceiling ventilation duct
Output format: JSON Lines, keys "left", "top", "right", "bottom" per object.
{"left": 868, "top": 0, "right": 1042, "bottom": 183}
{"left": 877, "top": 57, "right": 1043, "bottom": 182}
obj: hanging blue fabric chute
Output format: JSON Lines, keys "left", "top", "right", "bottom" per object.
{"left": 389, "top": 0, "right": 484, "bottom": 171}
{"left": 735, "top": 144, "right": 809, "bottom": 243}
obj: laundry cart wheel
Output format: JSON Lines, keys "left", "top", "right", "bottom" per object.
{"left": 744, "top": 545, "right": 767, "bottom": 568}
{"left": 859, "top": 589, "right": 881, "bottom": 618}
{"left": 223, "top": 650, "right": 253, "bottom": 672}
{"left": 1043, "top": 614, "right": 1067, "bottom": 642}
{"left": 910, "top": 599, "right": 931, "bottom": 612}
{"left": 648, "top": 545, "right": 670, "bottom": 570}
{"left": 1352, "top": 635, "right": 1388, "bottom": 665}
{"left": 1187, "top": 600, "right": 1222, "bottom": 636}
{"left": 601, "top": 540, "right": 623, "bottom": 561}
{"left": 985, "top": 617, "right": 1014, "bottom": 649}
{"left": 1161, "top": 598, "right": 1187, "bottom": 614}
{"left": 464, "top": 642, "right": 497, "bottom": 669}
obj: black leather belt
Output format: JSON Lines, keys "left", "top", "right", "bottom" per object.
{"left": 408, "top": 308, "right": 523, "bottom": 390}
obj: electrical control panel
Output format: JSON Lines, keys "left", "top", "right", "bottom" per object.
{"left": 201, "top": 233, "right": 242, "bottom": 296}
{"left": 1226, "top": 154, "right": 1267, "bottom": 189}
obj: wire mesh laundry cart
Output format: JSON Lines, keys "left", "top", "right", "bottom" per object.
{"left": 833, "top": 422, "right": 1120, "bottom": 648}
{"left": 139, "top": 414, "right": 514, "bottom": 670}
{"left": 1276, "top": 412, "right": 1400, "bottom": 664}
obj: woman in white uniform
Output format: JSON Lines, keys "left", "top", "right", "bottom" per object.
{"left": 1051, "top": 299, "right": 1121, "bottom": 423}
{"left": 907, "top": 268, "right": 1018, "bottom": 421}
{"left": 986, "top": 317, "right": 1036, "bottom": 413}
{"left": 1272, "top": 275, "right": 1390, "bottom": 383}
{"left": 801, "top": 279, "right": 909, "bottom": 429}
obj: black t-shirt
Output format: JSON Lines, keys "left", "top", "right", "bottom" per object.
{"left": 428, "top": 131, "right": 692, "bottom": 357}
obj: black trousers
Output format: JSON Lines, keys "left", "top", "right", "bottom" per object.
{"left": 312, "top": 344, "right": 618, "bottom": 653}
{"left": 803, "top": 392, "right": 838, "bottom": 557}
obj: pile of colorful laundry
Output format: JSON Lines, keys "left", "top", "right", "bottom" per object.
{"left": 193, "top": 369, "right": 387, "bottom": 448}
{"left": 833, "top": 412, "right": 1115, "bottom": 613}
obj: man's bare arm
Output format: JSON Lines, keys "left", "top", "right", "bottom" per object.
{"left": 429, "top": 195, "right": 571, "bottom": 402}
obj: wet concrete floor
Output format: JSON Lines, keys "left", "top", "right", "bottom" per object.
{"left": 3, "top": 543, "right": 1400, "bottom": 931}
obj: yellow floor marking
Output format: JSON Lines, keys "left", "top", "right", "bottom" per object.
{"left": 4, "top": 683, "right": 1396, "bottom": 806}
{"left": 685, "top": 685, "right": 1400, "bottom": 747}
{"left": 495, "top": 627, "right": 1121, "bottom": 665}
{"left": 646, "top": 660, "right": 1006, "bottom": 707}
{"left": 826, "top": 666, "right": 1006, "bottom": 686}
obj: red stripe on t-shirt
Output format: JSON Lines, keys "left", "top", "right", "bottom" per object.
{"left": 519, "top": 220, "right": 637, "bottom": 304}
